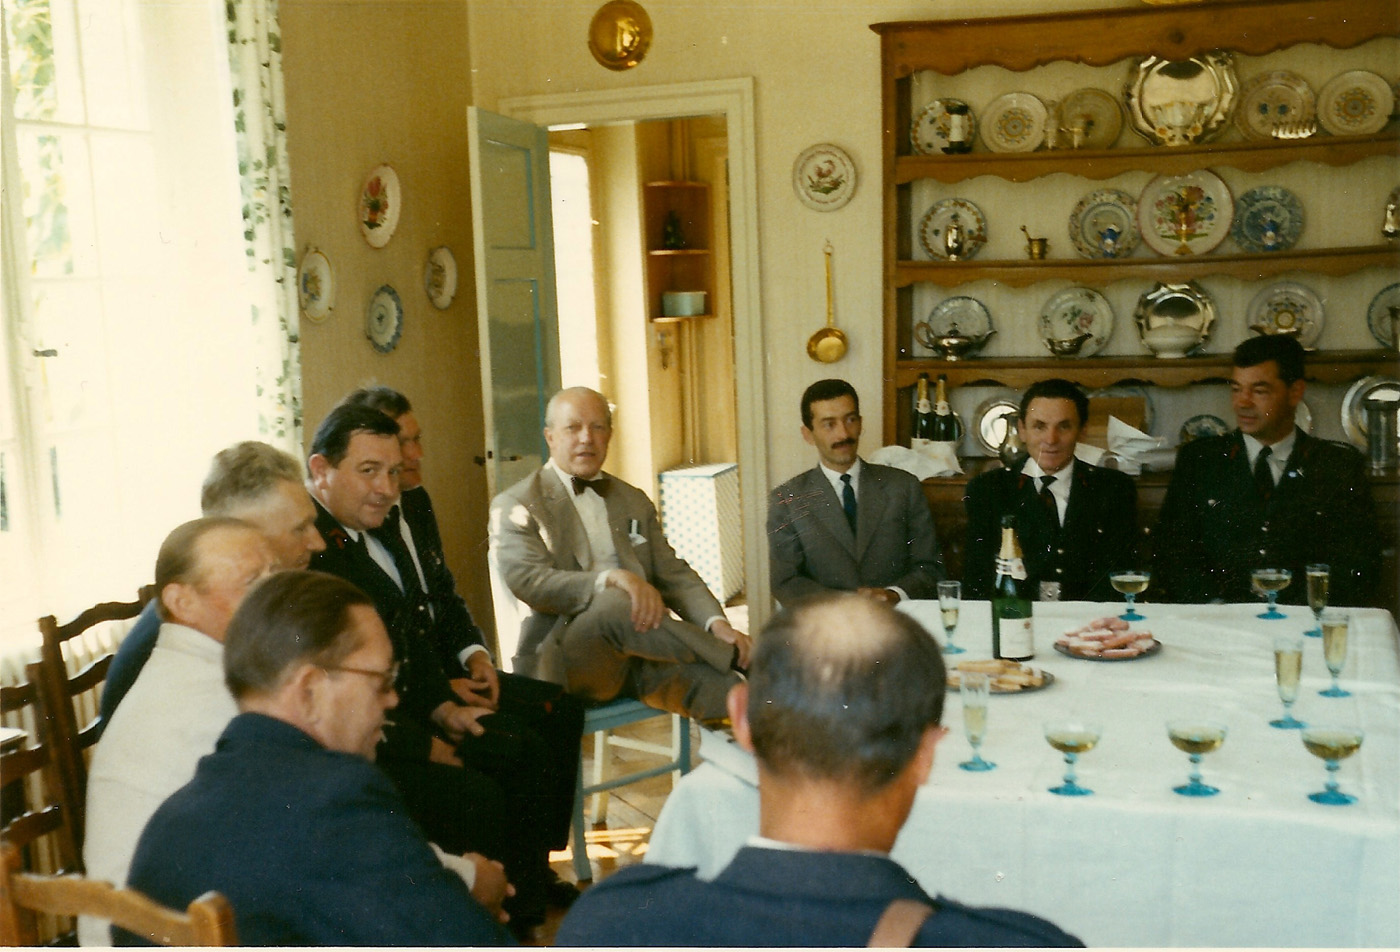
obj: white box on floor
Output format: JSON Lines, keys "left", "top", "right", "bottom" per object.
{"left": 658, "top": 463, "right": 743, "bottom": 603}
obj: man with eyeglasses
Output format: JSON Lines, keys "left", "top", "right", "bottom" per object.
{"left": 122, "top": 571, "right": 511, "bottom": 946}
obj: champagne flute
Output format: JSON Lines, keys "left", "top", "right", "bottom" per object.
{"left": 1304, "top": 563, "right": 1329, "bottom": 637}
{"left": 1318, "top": 609, "right": 1350, "bottom": 698}
{"left": 1301, "top": 725, "right": 1364, "bottom": 805}
{"left": 937, "top": 580, "right": 965, "bottom": 655}
{"left": 1270, "top": 632, "right": 1306, "bottom": 729}
{"left": 1251, "top": 567, "right": 1292, "bottom": 620}
{"left": 1044, "top": 719, "right": 1102, "bottom": 796}
{"left": 958, "top": 672, "right": 995, "bottom": 771}
{"left": 1109, "top": 570, "right": 1150, "bottom": 622}
{"left": 1166, "top": 720, "right": 1227, "bottom": 797}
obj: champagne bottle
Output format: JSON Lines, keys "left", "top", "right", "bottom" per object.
{"left": 912, "top": 373, "right": 935, "bottom": 449}
{"left": 992, "top": 514, "right": 1034, "bottom": 660}
{"left": 931, "top": 374, "right": 963, "bottom": 443}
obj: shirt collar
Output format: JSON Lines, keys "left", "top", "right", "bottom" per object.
{"left": 1021, "top": 456, "right": 1075, "bottom": 483}
{"left": 818, "top": 457, "right": 861, "bottom": 492}
{"left": 1243, "top": 429, "right": 1297, "bottom": 467}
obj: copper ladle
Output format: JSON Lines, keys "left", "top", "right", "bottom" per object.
{"left": 807, "top": 240, "right": 847, "bottom": 363}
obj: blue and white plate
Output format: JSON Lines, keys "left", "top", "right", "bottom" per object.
{"left": 1247, "top": 281, "right": 1323, "bottom": 350}
{"left": 366, "top": 285, "right": 404, "bottom": 353}
{"left": 1179, "top": 414, "right": 1229, "bottom": 444}
{"left": 1231, "top": 186, "right": 1303, "bottom": 253}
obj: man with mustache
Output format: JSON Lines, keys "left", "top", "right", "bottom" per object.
{"left": 768, "top": 378, "right": 945, "bottom": 607}
{"left": 1154, "top": 335, "right": 1378, "bottom": 604}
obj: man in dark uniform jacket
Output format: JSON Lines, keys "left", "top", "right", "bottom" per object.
{"left": 306, "top": 402, "right": 571, "bottom": 936}
{"left": 1154, "top": 335, "right": 1378, "bottom": 605}
{"left": 557, "top": 594, "right": 1081, "bottom": 948}
{"left": 964, "top": 379, "right": 1137, "bottom": 602}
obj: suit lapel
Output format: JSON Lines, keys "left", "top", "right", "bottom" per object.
{"left": 854, "top": 465, "right": 887, "bottom": 558}
{"left": 807, "top": 469, "right": 857, "bottom": 558}
{"left": 537, "top": 470, "right": 592, "bottom": 570}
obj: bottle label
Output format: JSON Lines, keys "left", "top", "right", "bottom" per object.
{"left": 934, "top": 399, "right": 951, "bottom": 414}
{"left": 999, "top": 616, "right": 1034, "bottom": 658}
{"left": 917, "top": 398, "right": 932, "bottom": 413}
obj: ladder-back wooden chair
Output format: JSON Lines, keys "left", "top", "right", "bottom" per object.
{"left": 0, "top": 663, "right": 79, "bottom": 878}
{"left": 33, "top": 589, "right": 150, "bottom": 853}
{"left": 0, "top": 842, "right": 236, "bottom": 946}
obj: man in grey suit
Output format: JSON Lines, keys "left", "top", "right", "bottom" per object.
{"left": 769, "top": 379, "right": 945, "bottom": 608}
{"left": 490, "top": 387, "right": 749, "bottom": 720}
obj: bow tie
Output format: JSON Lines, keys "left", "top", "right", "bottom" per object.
{"left": 572, "top": 475, "right": 609, "bottom": 496}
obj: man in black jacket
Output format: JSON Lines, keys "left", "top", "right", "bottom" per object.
{"left": 963, "top": 379, "right": 1137, "bottom": 602}
{"left": 1154, "top": 335, "right": 1377, "bottom": 605}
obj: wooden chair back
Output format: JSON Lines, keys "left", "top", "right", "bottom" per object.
{"left": 0, "top": 842, "right": 236, "bottom": 946}
{"left": 0, "top": 663, "right": 79, "bottom": 876}
{"left": 33, "top": 589, "right": 150, "bottom": 852}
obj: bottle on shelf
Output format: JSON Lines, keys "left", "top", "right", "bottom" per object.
{"left": 992, "top": 514, "right": 1034, "bottom": 661}
{"left": 931, "top": 374, "right": 963, "bottom": 444}
{"left": 911, "top": 373, "right": 935, "bottom": 451}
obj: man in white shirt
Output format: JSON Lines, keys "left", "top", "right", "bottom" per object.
{"left": 490, "top": 387, "right": 748, "bottom": 720}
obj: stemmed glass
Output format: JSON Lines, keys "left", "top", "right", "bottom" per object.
{"left": 1044, "top": 719, "right": 1102, "bottom": 796}
{"left": 1270, "top": 632, "right": 1306, "bottom": 729}
{"left": 958, "top": 672, "right": 995, "bottom": 771}
{"left": 1301, "top": 726, "right": 1364, "bottom": 805}
{"left": 1304, "top": 563, "right": 1330, "bottom": 637}
{"left": 1166, "top": 720, "right": 1227, "bottom": 797}
{"left": 1252, "top": 567, "right": 1292, "bottom": 620}
{"left": 937, "top": 580, "right": 965, "bottom": 655}
{"left": 1109, "top": 570, "right": 1150, "bottom": 622}
{"left": 1318, "top": 609, "right": 1351, "bottom": 698}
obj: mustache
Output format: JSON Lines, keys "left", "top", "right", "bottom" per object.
{"left": 832, "top": 439, "right": 857, "bottom": 449}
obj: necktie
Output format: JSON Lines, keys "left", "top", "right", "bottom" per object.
{"left": 1254, "top": 446, "right": 1275, "bottom": 500}
{"left": 572, "top": 475, "right": 609, "bottom": 496}
{"left": 1039, "top": 475, "right": 1059, "bottom": 528}
{"left": 841, "top": 473, "right": 857, "bottom": 532}
{"left": 370, "top": 508, "right": 424, "bottom": 595}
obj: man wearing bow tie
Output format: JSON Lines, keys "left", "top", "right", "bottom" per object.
{"left": 490, "top": 387, "right": 749, "bottom": 720}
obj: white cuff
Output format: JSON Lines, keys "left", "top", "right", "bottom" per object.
{"left": 457, "top": 644, "right": 490, "bottom": 667}
{"left": 430, "top": 843, "right": 476, "bottom": 889}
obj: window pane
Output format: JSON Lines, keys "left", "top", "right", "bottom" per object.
{"left": 4, "top": 0, "right": 57, "bottom": 119}
{"left": 75, "top": 0, "right": 145, "bottom": 129}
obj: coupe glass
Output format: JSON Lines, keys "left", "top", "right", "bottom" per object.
{"left": 958, "top": 672, "right": 995, "bottom": 771}
{"left": 1044, "top": 719, "right": 1102, "bottom": 796}
{"left": 1318, "top": 609, "right": 1350, "bottom": 698}
{"left": 937, "top": 580, "right": 965, "bottom": 655}
{"left": 1167, "top": 720, "right": 1227, "bottom": 797}
{"left": 1304, "top": 563, "right": 1330, "bottom": 637}
{"left": 1270, "top": 632, "right": 1306, "bottom": 729}
{"left": 1109, "top": 570, "right": 1150, "bottom": 622}
{"left": 1301, "top": 726, "right": 1364, "bottom": 805}
{"left": 1251, "top": 567, "right": 1292, "bottom": 620}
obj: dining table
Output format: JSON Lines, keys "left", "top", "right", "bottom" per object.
{"left": 645, "top": 599, "right": 1400, "bottom": 947}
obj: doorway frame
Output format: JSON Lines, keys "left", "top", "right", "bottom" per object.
{"left": 500, "top": 78, "right": 771, "bottom": 622}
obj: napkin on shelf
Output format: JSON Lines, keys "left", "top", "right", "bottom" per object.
{"left": 869, "top": 443, "right": 962, "bottom": 479}
{"left": 1105, "top": 415, "right": 1177, "bottom": 474}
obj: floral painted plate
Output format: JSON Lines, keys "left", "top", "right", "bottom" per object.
{"left": 1367, "top": 282, "right": 1400, "bottom": 350}
{"left": 1235, "top": 71, "right": 1316, "bottom": 140}
{"left": 918, "top": 198, "right": 987, "bottom": 260}
{"left": 1038, "top": 287, "right": 1113, "bottom": 358}
{"left": 1317, "top": 70, "right": 1394, "bottom": 136}
{"left": 982, "top": 92, "right": 1048, "bottom": 153}
{"left": 792, "top": 143, "right": 857, "bottom": 211}
{"left": 1069, "top": 188, "right": 1140, "bottom": 259}
{"left": 1138, "top": 170, "right": 1233, "bottom": 256}
{"left": 297, "top": 248, "right": 334, "bottom": 323}
{"left": 1055, "top": 88, "right": 1123, "bottom": 149}
{"left": 1247, "top": 282, "right": 1324, "bottom": 350}
{"left": 359, "top": 164, "right": 401, "bottom": 248}
{"left": 1231, "top": 185, "right": 1304, "bottom": 253}
{"left": 911, "top": 99, "right": 977, "bottom": 155}
{"left": 1179, "top": 413, "right": 1230, "bottom": 444}
{"left": 366, "top": 285, "right": 404, "bottom": 353}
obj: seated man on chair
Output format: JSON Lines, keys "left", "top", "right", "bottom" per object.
{"left": 490, "top": 386, "right": 749, "bottom": 721}
{"left": 122, "top": 571, "right": 511, "bottom": 946}
{"left": 557, "top": 593, "right": 1082, "bottom": 947}
{"left": 768, "top": 378, "right": 945, "bottom": 608}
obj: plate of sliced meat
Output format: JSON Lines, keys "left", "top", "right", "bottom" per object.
{"left": 946, "top": 658, "right": 1055, "bottom": 694}
{"left": 1055, "top": 617, "right": 1161, "bottom": 661}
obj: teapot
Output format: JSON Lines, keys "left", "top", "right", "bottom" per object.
{"left": 914, "top": 321, "right": 995, "bottom": 360}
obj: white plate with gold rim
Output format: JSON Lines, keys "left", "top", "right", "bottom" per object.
{"left": 1318, "top": 70, "right": 1394, "bottom": 136}
{"left": 982, "top": 92, "right": 1048, "bottom": 153}
{"left": 1235, "top": 70, "right": 1316, "bottom": 141}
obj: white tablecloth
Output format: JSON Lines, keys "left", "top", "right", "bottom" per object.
{"left": 647, "top": 601, "right": 1400, "bottom": 947}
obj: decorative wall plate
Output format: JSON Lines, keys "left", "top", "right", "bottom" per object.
{"left": 982, "top": 92, "right": 1048, "bottom": 153}
{"left": 924, "top": 295, "right": 993, "bottom": 340}
{"left": 359, "top": 165, "right": 401, "bottom": 248}
{"left": 1341, "top": 376, "right": 1400, "bottom": 448}
{"left": 1134, "top": 281, "right": 1216, "bottom": 358}
{"left": 1231, "top": 185, "right": 1304, "bottom": 253}
{"left": 296, "top": 248, "right": 334, "bottom": 323}
{"left": 424, "top": 246, "right": 458, "bottom": 309}
{"left": 911, "top": 99, "right": 976, "bottom": 155}
{"left": 1069, "top": 188, "right": 1140, "bottom": 259}
{"left": 974, "top": 396, "right": 1022, "bottom": 455}
{"left": 1126, "top": 53, "right": 1238, "bottom": 146}
{"left": 1367, "top": 282, "right": 1400, "bottom": 349}
{"left": 1056, "top": 88, "right": 1123, "bottom": 149}
{"left": 1038, "top": 287, "right": 1114, "bottom": 358}
{"left": 918, "top": 198, "right": 987, "bottom": 260}
{"left": 1317, "top": 70, "right": 1394, "bottom": 136}
{"left": 1179, "top": 414, "right": 1230, "bottom": 443}
{"left": 366, "top": 285, "right": 404, "bottom": 353}
{"left": 1247, "top": 282, "right": 1324, "bottom": 350}
{"left": 1235, "top": 71, "right": 1316, "bottom": 140}
{"left": 792, "top": 143, "right": 857, "bottom": 211}
{"left": 587, "top": 0, "right": 652, "bottom": 71}
{"left": 1138, "top": 170, "right": 1233, "bottom": 256}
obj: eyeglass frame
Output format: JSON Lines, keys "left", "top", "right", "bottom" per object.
{"left": 319, "top": 661, "right": 400, "bottom": 695}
